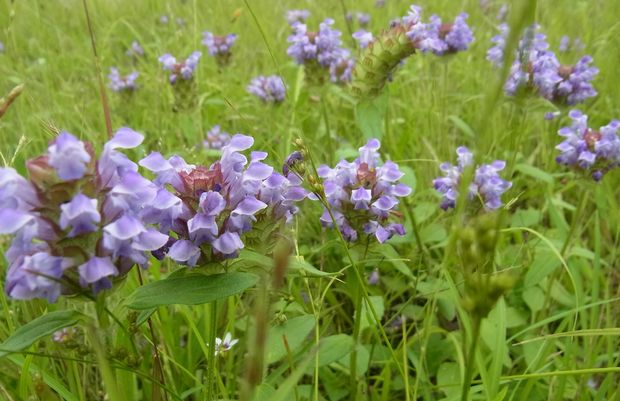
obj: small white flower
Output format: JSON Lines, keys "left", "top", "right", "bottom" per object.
{"left": 213, "top": 332, "right": 238, "bottom": 356}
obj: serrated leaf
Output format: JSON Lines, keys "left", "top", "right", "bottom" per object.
{"left": 0, "top": 310, "right": 84, "bottom": 358}
{"left": 126, "top": 272, "right": 258, "bottom": 309}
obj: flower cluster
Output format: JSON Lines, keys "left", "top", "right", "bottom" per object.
{"left": 1, "top": 129, "right": 167, "bottom": 302}
{"left": 202, "top": 32, "right": 237, "bottom": 67}
{"left": 406, "top": 9, "right": 474, "bottom": 55}
{"left": 487, "top": 24, "right": 598, "bottom": 105}
{"left": 559, "top": 36, "right": 585, "bottom": 53}
{"left": 353, "top": 30, "right": 374, "bottom": 49}
{"left": 286, "top": 9, "right": 310, "bottom": 26}
{"left": 312, "top": 139, "right": 410, "bottom": 243}
{"left": 158, "top": 52, "right": 202, "bottom": 84}
{"left": 126, "top": 41, "right": 145, "bottom": 58}
{"left": 247, "top": 75, "right": 286, "bottom": 104}
{"left": 204, "top": 125, "right": 231, "bottom": 150}
{"left": 433, "top": 147, "right": 512, "bottom": 210}
{"left": 555, "top": 110, "right": 620, "bottom": 181}
{"left": 108, "top": 68, "right": 139, "bottom": 92}
{"left": 139, "top": 134, "right": 306, "bottom": 266}
{"left": 287, "top": 18, "right": 354, "bottom": 84}
{"left": 346, "top": 12, "right": 371, "bottom": 28}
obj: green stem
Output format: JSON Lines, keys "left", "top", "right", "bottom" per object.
{"left": 349, "top": 275, "right": 363, "bottom": 401}
{"left": 460, "top": 316, "right": 481, "bottom": 401}
{"left": 90, "top": 309, "right": 124, "bottom": 401}
{"left": 560, "top": 192, "right": 589, "bottom": 256}
{"left": 207, "top": 301, "right": 218, "bottom": 401}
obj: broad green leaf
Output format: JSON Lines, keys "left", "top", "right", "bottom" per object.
{"left": 523, "top": 286, "right": 545, "bottom": 312}
{"left": 8, "top": 355, "right": 79, "bottom": 401}
{"left": 317, "top": 334, "right": 354, "bottom": 367}
{"left": 524, "top": 249, "right": 560, "bottom": 288}
{"left": 515, "top": 163, "right": 554, "bottom": 184}
{"left": 437, "top": 362, "right": 460, "bottom": 397}
{"left": 127, "top": 272, "right": 258, "bottom": 309}
{"left": 289, "top": 257, "right": 340, "bottom": 277}
{"left": 266, "top": 315, "right": 315, "bottom": 364}
{"left": 0, "top": 310, "right": 84, "bottom": 358}
{"left": 359, "top": 296, "right": 384, "bottom": 331}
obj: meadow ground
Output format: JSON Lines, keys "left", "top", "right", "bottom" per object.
{"left": 1, "top": 0, "right": 620, "bottom": 400}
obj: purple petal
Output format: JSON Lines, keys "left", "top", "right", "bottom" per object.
{"left": 0, "top": 209, "right": 35, "bottom": 234}
{"left": 167, "top": 240, "right": 201, "bottom": 266}
{"left": 212, "top": 231, "right": 244, "bottom": 256}
{"left": 232, "top": 196, "right": 267, "bottom": 215}
{"left": 105, "top": 127, "right": 144, "bottom": 150}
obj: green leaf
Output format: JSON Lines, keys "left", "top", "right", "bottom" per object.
{"left": 266, "top": 315, "right": 315, "bottom": 364}
{"left": 448, "top": 115, "right": 476, "bottom": 139}
{"left": 515, "top": 163, "right": 554, "bottom": 184}
{"left": 317, "top": 334, "right": 355, "bottom": 367}
{"left": 355, "top": 92, "right": 387, "bottom": 140}
{"left": 359, "top": 296, "right": 384, "bottom": 331}
{"left": 126, "top": 272, "right": 258, "bottom": 310}
{"left": 289, "top": 257, "right": 340, "bottom": 277}
{"left": 0, "top": 310, "right": 83, "bottom": 358}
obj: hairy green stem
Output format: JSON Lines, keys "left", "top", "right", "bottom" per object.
{"left": 207, "top": 301, "right": 218, "bottom": 401}
{"left": 460, "top": 316, "right": 481, "bottom": 401}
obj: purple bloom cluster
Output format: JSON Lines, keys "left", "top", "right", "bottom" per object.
{"left": 433, "top": 147, "right": 512, "bottom": 210}
{"left": 555, "top": 110, "right": 620, "bottom": 181}
{"left": 404, "top": 7, "right": 474, "bottom": 55}
{"left": 287, "top": 18, "right": 354, "bottom": 84}
{"left": 139, "top": 135, "right": 306, "bottom": 266}
{"left": 346, "top": 12, "right": 371, "bottom": 28}
{"left": 126, "top": 41, "right": 145, "bottom": 58}
{"left": 353, "top": 30, "right": 374, "bottom": 49}
{"left": 312, "top": 139, "right": 410, "bottom": 243}
{"left": 559, "top": 36, "right": 585, "bottom": 53}
{"left": 158, "top": 52, "right": 202, "bottom": 84}
{"left": 247, "top": 75, "right": 286, "bottom": 104}
{"left": 286, "top": 9, "right": 310, "bottom": 25}
{"left": 108, "top": 68, "right": 139, "bottom": 92}
{"left": 1, "top": 129, "right": 168, "bottom": 302}
{"left": 202, "top": 32, "right": 237, "bottom": 66}
{"left": 204, "top": 125, "right": 231, "bottom": 150}
{"left": 487, "top": 24, "right": 598, "bottom": 104}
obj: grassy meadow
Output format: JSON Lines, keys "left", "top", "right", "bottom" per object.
{"left": 1, "top": 0, "right": 620, "bottom": 400}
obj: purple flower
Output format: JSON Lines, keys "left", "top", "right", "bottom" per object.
{"left": 139, "top": 134, "right": 305, "bottom": 266}
{"left": 6, "top": 252, "right": 71, "bottom": 302}
{"left": 353, "top": 30, "right": 374, "bottom": 49}
{"left": 48, "top": 132, "right": 91, "bottom": 181}
{"left": 406, "top": 9, "right": 474, "bottom": 55}
{"left": 126, "top": 41, "right": 145, "bottom": 57}
{"left": 556, "top": 110, "right": 620, "bottom": 180}
{"left": 59, "top": 193, "right": 100, "bottom": 237}
{"left": 313, "top": 139, "right": 409, "bottom": 243}
{"left": 0, "top": 42, "right": 4, "bottom": 53}
{"left": 204, "top": 125, "right": 232, "bottom": 150}
{"left": 544, "top": 111, "right": 561, "bottom": 121}
{"left": 202, "top": 32, "right": 237, "bottom": 66}
{"left": 433, "top": 147, "right": 511, "bottom": 210}
{"left": 287, "top": 18, "right": 349, "bottom": 81}
{"left": 108, "top": 68, "right": 139, "bottom": 92}
{"left": 286, "top": 9, "right": 310, "bottom": 25}
{"left": 1, "top": 127, "right": 167, "bottom": 303}
{"left": 158, "top": 52, "right": 202, "bottom": 84}
{"left": 247, "top": 75, "right": 286, "bottom": 104}
{"left": 159, "top": 15, "right": 169, "bottom": 24}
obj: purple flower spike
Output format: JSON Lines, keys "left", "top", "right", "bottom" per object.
{"left": 202, "top": 32, "right": 237, "bottom": 66}
{"left": 434, "top": 147, "right": 511, "bottom": 210}
{"left": 406, "top": 9, "right": 474, "bottom": 56}
{"left": 126, "top": 40, "right": 144, "bottom": 57}
{"left": 108, "top": 68, "right": 139, "bottom": 92}
{"left": 60, "top": 193, "right": 100, "bottom": 237}
{"left": 247, "top": 75, "right": 286, "bottom": 104}
{"left": 48, "top": 132, "right": 91, "bottom": 181}
{"left": 314, "top": 138, "right": 409, "bottom": 243}
{"left": 6, "top": 252, "right": 71, "bottom": 302}
{"left": 204, "top": 125, "right": 231, "bottom": 150}
{"left": 159, "top": 51, "right": 202, "bottom": 83}
{"left": 555, "top": 109, "right": 620, "bottom": 180}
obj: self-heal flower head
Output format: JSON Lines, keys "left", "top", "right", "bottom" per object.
{"left": 108, "top": 68, "right": 139, "bottom": 92}
{"left": 2, "top": 128, "right": 165, "bottom": 302}
{"left": 347, "top": 12, "right": 371, "bottom": 28}
{"left": 287, "top": 18, "right": 353, "bottom": 85}
{"left": 247, "top": 75, "right": 286, "bottom": 104}
{"left": 407, "top": 11, "right": 474, "bottom": 55}
{"left": 158, "top": 51, "right": 202, "bottom": 84}
{"left": 433, "top": 147, "right": 512, "bottom": 210}
{"left": 204, "top": 125, "right": 231, "bottom": 150}
{"left": 286, "top": 9, "right": 310, "bottom": 25}
{"left": 353, "top": 30, "right": 374, "bottom": 49}
{"left": 313, "top": 139, "right": 410, "bottom": 243}
{"left": 140, "top": 134, "right": 306, "bottom": 266}
{"left": 202, "top": 32, "right": 237, "bottom": 67}
{"left": 555, "top": 110, "right": 620, "bottom": 181}
{"left": 48, "top": 132, "right": 92, "bottom": 181}
{"left": 126, "top": 40, "right": 145, "bottom": 57}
